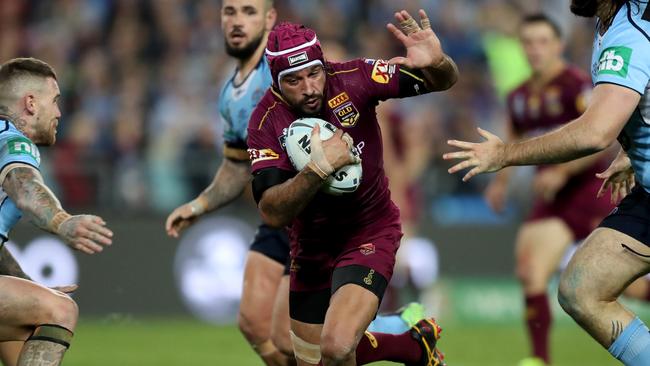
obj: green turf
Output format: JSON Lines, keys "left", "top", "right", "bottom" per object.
{"left": 61, "top": 317, "right": 619, "bottom": 366}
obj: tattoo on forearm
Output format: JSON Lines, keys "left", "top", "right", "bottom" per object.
{"left": 0, "top": 245, "right": 30, "bottom": 280}
{"left": 611, "top": 320, "right": 624, "bottom": 344}
{"left": 3, "top": 167, "right": 62, "bottom": 232}
{"left": 201, "top": 159, "right": 250, "bottom": 211}
{"left": 261, "top": 168, "right": 323, "bottom": 225}
{"left": 423, "top": 55, "right": 458, "bottom": 91}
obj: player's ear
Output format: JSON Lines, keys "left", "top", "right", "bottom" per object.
{"left": 265, "top": 7, "right": 277, "bottom": 31}
{"left": 24, "top": 93, "right": 37, "bottom": 116}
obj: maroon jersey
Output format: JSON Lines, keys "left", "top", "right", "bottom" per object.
{"left": 507, "top": 66, "right": 613, "bottom": 240}
{"left": 507, "top": 66, "right": 607, "bottom": 175}
{"left": 247, "top": 59, "right": 424, "bottom": 245}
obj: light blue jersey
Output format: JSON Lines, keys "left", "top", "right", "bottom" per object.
{"left": 591, "top": 2, "right": 650, "bottom": 192}
{"left": 218, "top": 57, "right": 272, "bottom": 152}
{"left": 0, "top": 119, "right": 41, "bottom": 241}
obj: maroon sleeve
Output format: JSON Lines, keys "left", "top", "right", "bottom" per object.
{"left": 357, "top": 59, "right": 429, "bottom": 101}
{"left": 246, "top": 107, "right": 294, "bottom": 174}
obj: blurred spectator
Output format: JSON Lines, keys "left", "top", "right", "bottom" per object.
{"left": 0, "top": 0, "right": 593, "bottom": 218}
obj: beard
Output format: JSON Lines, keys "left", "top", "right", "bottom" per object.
{"left": 225, "top": 31, "right": 265, "bottom": 60}
{"left": 570, "top": 0, "right": 599, "bottom": 17}
{"left": 33, "top": 115, "right": 56, "bottom": 146}
{"left": 289, "top": 95, "right": 324, "bottom": 117}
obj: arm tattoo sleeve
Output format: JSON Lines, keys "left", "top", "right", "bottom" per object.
{"left": 2, "top": 167, "right": 64, "bottom": 233}
{"left": 258, "top": 167, "right": 324, "bottom": 227}
{"left": 200, "top": 158, "right": 251, "bottom": 212}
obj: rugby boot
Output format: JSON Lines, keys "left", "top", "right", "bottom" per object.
{"left": 406, "top": 318, "right": 446, "bottom": 366}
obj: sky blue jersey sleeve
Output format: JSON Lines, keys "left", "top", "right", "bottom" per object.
{"left": 0, "top": 129, "right": 41, "bottom": 180}
{"left": 593, "top": 4, "right": 650, "bottom": 94}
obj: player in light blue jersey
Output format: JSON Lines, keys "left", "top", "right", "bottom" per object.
{"left": 0, "top": 58, "right": 112, "bottom": 366}
{"left": 444, "top": 1, "right": 650, "bottom": 364}
{"left": 166, "top": 1, "right": 295, "bottom": 364}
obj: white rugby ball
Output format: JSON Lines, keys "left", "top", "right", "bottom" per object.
{"left": 284, "top": 118, "right": 362, "bottom": 195}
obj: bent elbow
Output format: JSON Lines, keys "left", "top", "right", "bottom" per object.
{"left": 591, "top": 134, "right": 614, "bottom": 152}
{"left": 258, "top": 204, "right": 288, "bottom": 229}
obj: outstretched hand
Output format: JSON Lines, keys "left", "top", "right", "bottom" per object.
{"left": 443, "top": 128, "right": 507, "bottom": 181}
{"left": 58, "top": 215, "right": 113, "bottom": 254}
{"left": 596, "top": 151, "right": 635, "bottom": 203}
{"left": 386, "top": 9, "right": 444, "bottom": 68}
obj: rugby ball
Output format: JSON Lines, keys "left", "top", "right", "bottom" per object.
{"left": 284, "top": 118, "right": 362, "bottom": 195}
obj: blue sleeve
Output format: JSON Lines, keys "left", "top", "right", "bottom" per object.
{"left": 595, "top": 22, "right": 650, "bottom": 94}
{"left": 0, "top": 132, "right": 41, "bottom": 172}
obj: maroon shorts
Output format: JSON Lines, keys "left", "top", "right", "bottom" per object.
{"left": 288, "top": 225, "right": 402, "bottom": 323}
{"left": 527, "top": 177, "right": 614, "bottom": 240}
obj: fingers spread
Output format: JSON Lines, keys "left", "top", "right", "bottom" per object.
{"left": 419, "top": 9, "right": 431, "bottom": 29}
{"left": 463, "top": 167, "right": 482, "bottom": 182}
{"left": 446, "top": 139, "right": 476, "bottom": 150}
{"left": 448, "top": 159, "right": 477, "bottom": 174}
{"left": 443, "top": 151, "right": 472, "bottom": 160}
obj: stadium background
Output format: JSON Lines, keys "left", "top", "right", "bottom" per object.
{"left": 0, "top": 0, "right": 641, "bottom": 365}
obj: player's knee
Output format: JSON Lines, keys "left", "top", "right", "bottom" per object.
{"left": 320, "top": 330, "right": 355, "bottom": 364}
{"left": 237, "top": 309, "right": 267, "bottom": 344}
{"left": 558, "top": 275, "right": 589, "bottom": 320}
{"left": 41, "top": 295, "right": 78, "bottom": 331}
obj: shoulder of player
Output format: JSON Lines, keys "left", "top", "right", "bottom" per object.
{"left": 560, "top": 65, "right": 590, "bottom": 84}
{"left": 325, "top": 59, "right": 368, "bottom": 78}
{"left": 248, "top": 89, "right": 291, "bottom": 132}
{"left": 621, "top": 1, "right": 650, "bottom": 42}
{"left": 2, "top": 123, "right": 32, "bottom": 143}
{"left": 606, "top": 5, "right": 650, "bottom": 47}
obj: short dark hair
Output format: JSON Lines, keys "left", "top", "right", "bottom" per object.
{"left": 0, "top": 57, "right": 57, "bottom": 83}
{"left": 520, "top": 14, "right": 563, "bottom": 39}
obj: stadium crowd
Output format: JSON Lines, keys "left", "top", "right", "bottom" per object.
{"left": 0, "top": 0, "right": 594, "bottom": 216}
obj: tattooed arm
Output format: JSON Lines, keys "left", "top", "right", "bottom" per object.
{"left": 2, "top": 166, "right": 113, "bottom": 254}
{"left": 165, "top": 158, "right": 251, "bottom": 238}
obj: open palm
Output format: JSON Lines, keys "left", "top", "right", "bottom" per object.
{"left": 386, "top": 9, "right": 444, "bottom": 68}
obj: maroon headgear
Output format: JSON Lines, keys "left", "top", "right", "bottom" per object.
{"left": 265, "top": 22, "right": 324, "bottom": 89}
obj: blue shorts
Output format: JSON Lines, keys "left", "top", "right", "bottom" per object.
{"left": 250, "top": 224, "right": 290, "bottom": 273}
{"left": 599, "top": 186, "right": 650, "bottom": 246}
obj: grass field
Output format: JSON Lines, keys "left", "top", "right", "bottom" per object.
{"left": 61, "top": 317, "right": 619, "bottom": 366}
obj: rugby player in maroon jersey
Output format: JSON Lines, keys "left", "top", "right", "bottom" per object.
{"left": 247, "top": 10, "right": 457, "bottom": 366}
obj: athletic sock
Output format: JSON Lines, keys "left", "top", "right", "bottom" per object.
{"left": 367, "top": 314, "right": 409, "bottom": 334}
{"left": 525, "top": 293, "right": 551, "bottom": 363}
{"left": 608, "top": 317, "right": 650, "bottom": 365}
{"left": 355, "top": 331, "right": 421, "bottom": 364}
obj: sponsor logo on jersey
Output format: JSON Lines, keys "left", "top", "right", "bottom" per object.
{"left": 288, "top": 51, "right": 308, "bottom": 66}
{"left": 247, "top": 148, "right": 279, "bottom": 164}
{"left": 598, "top": 46, "right": 632, "bottom": 77}
{"left": 371, "top": 60, "right": 395, "bottom": 84}
{"left": 278, "top": 129, "right": 288, "bottom": 150}
{"left": 7, "top": 137, "right": 40, "bottom": 163}
{"left": 333, "top": 101, "right": 360, "bottom": 127}
{"left": 327, "top": 92, "right": 350, "bottom": 109}
{"left": 359, "top": 243, "right": 375, "bottom": 256}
